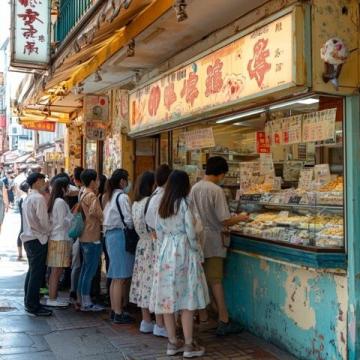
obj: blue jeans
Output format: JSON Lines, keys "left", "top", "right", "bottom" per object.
{"left": 77, "top": 242, "right": 101, "bottom": 296}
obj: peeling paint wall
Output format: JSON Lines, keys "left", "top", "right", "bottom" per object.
{"left": 224, "top": 251, "right": 348, "bottom": 360}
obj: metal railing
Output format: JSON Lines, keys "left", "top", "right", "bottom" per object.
{"left": 54, "top": 0, "right": 94, "bottom": 44}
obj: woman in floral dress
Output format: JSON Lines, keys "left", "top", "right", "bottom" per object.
{"left": 130, "top": 171, "right": 167, "bottom": 337}
{"left": 149, "top": 170, "right": 209, "bottom": 358}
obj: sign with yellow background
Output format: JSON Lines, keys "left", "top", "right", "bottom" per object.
{"left": 130, "top": 12, "right": 295, "bottom": 133}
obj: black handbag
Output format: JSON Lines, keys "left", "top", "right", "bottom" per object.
{"left": 115, "top": 193, "right": 139, "bottom": 254}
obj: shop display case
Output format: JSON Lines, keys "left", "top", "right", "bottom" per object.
{"left": 230, "top": 186, "right": 344, "bottom": 250}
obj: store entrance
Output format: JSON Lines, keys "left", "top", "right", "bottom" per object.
{"left": 134, "top": 137, "right": 157, "bottom": 179}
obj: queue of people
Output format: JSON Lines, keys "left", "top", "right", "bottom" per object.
{"left": 18, "top": 157, "right": 247, "bottom": 358}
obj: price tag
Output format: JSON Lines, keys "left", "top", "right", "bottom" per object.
{"left": 288, "top": 196, "right": 302, "bottom": 204}
{"left": 240, "top": 194, "right": 262, "bottom": 202}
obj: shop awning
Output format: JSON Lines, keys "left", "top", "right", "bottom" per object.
{"left": 36, "top": 0, "right": 172, "bottom": 103}
{"left": 18, "top": 110, "right": 70, "bottom": 125}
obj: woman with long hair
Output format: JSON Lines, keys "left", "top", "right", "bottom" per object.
{"left": 44, "top": 177, "right": 73, "bottom": 307}
{"left": 149, "top": 170, "right": 209, "bottom": 358}
{"left": 103, "top": 169, "right": 135, "bottom": 324}
{"left": 129, "top": 171, "right": 167, "bottom": 337}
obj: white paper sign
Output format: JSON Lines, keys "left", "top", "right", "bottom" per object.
{"left": 302, "top": 109, "right": 336, "bottom": 143}
{"left": 184, "top": 128, "right": 215, "bottom": 150}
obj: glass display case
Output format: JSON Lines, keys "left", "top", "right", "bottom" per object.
{"left": 230, "top": 180, "right": 344, "bottom": 249}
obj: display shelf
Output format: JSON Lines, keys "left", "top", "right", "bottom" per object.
{"left": 230, "top": 233, "right": 346, "bottom": 269}
{"left": 238, "top": 200, "right": 343, "bottom": 212}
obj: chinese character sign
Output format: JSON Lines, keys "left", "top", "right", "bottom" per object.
{"left": 130, "top": 13, "right": 294, "bottom": 132}
{"left": 22, "top": 120, "right": 55, "bottom": 132}
{"left": 12, "top": 0, "right": 50, "bottom": 66}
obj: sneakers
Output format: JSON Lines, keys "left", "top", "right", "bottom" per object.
{"left": 112, "top": 312, "right": 136, "bottom": 324}
{"left": 166, "top": 340, "right": 185, "bottom": 356}
{"left": 140, "top": 320, "right": 154, "bottom": 334}
{"left": 42, "top": 298, "right": 69, "bottom": 308}
{"left": 110, "top": 310, "right": 115, "bottom": 321}
{"left": 183, "top": 342, "right": 205, "bottom": 358}
{"left": 153, "top": 324, "right": 168, "bottom": 338}
{"left": 216, "top": 320, "right": 244, "bottom": 336}
{"left": 80, "top": 303, "right": 104, "bottom": 312}
{"left": 25, "top": 306, "right": 53, "bottom": 317}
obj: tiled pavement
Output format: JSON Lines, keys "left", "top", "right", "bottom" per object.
{"left": 0, "top": 212, "right": 297, "bottom": 360}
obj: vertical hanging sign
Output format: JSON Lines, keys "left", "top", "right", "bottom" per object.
{"left": 11, "top": 0, "right": 50, "bottom": 70}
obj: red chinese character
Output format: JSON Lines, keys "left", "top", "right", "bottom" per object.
{"left": 18, "top": 9, "right": 44, "bottom": 26}
{"left": 18, "top": 0, "right": 41, "bottom": 7}
{"left": 38, "top": 35, "right": 45, "bottom": 42}
{"left": 23, "top": 41, "right": 38, "bottom": 55}
{"left": 148, "top": 85, "right": 161, "bottom": 117}
{"left": 205, "top": 58, "right": 223, "bottom": 97}
{"left": 22, "top": 24, "right": 37, "bottom": 39}
{"left": 247, "top": 38, "right": 271, "bottom": 88}
{"left": 180, "top": 72, "right": 199, "bottom": 106}
{"left": 164, "top": 82, "right": 177, "bottom": 111}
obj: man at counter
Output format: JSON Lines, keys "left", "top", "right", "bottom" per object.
{"left": 190, "top": 156, "right": 248, "bottom": 336}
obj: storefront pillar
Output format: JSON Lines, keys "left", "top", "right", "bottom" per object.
{"left": 345, "top": 95, "right": 360, "bottom": 359}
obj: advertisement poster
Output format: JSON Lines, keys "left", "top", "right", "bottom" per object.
{"left": 130, "top": 13, "right": 294, "bottom": 132}
{"left": 66, "top": 124, "right": 82, "bottom": 172}
{"left": 104, "top": 134, "right": 122, "bottom": 177}
{"left": 184, "top": 127, "right": 215, "bottom": 150}
{"left": 84, "top": 95, "right": 109, "bottom": 122}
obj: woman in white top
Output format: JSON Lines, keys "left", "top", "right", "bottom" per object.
{"left": 103, "top": 169, "right": 135, "bottom": 324}
{"left": 45, "top": 177, "right": 73, "bottom": 308}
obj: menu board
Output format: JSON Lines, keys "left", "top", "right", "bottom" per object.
{"left": 184, "top": 127, "right": 215, "bottom": 150}
{"left": 265, "top": 109, "right": 336, "bottom": 147}
{"left": 302, "top": 109, "right": 336, "bottom": 143}
{"left": 282, "top": 115, "right": 302, "bottom": 145}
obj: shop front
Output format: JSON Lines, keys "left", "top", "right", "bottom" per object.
{"left": 128, "top": 4, "right": 359, "bottom": 359}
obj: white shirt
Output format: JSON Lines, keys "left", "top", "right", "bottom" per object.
{"left": 50, "top": 198, "right": 73, "bottom": 241}
{"left": 145, "top": 186, "right": 164, "bottom": 231}
{"left": 20, "top": 189, "right": 50, "bottom": 245}
{"left": 103, "top": 189, "right": 133, "bottom": 232}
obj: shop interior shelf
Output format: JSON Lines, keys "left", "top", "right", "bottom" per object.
{"left": 238, "top": 201, "right": 343, "bottom": 212}
{"left": 209, "top": 152, "right": 259, "bottom": 157}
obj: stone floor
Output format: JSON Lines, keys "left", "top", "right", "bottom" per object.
{"left": 0, "top": 210, "right": 297, "bottom": 360}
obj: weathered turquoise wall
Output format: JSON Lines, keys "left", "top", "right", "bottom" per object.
{"left": 224, "top": 250, "right": 347, "bottom": 360}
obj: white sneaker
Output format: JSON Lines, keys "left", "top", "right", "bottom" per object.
{"left": 153, "top": 324, "right": 168, "bottom": 338}
{"left": 43, "top": 298, "right": 69, "bottom": 308}
{"left": 140, "top": 320, "right": 154, "bottom": 334}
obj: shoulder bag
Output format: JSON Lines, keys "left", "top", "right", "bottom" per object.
{"left": 116, "top": 193, "right": 139, "bottom": 254}
{"left": 68, "top": 193, "right": 90, "bottom": 240}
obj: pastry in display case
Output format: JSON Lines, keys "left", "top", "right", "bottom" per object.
{"left": 230, "top": 167, "right": 344, "bottom": 250}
